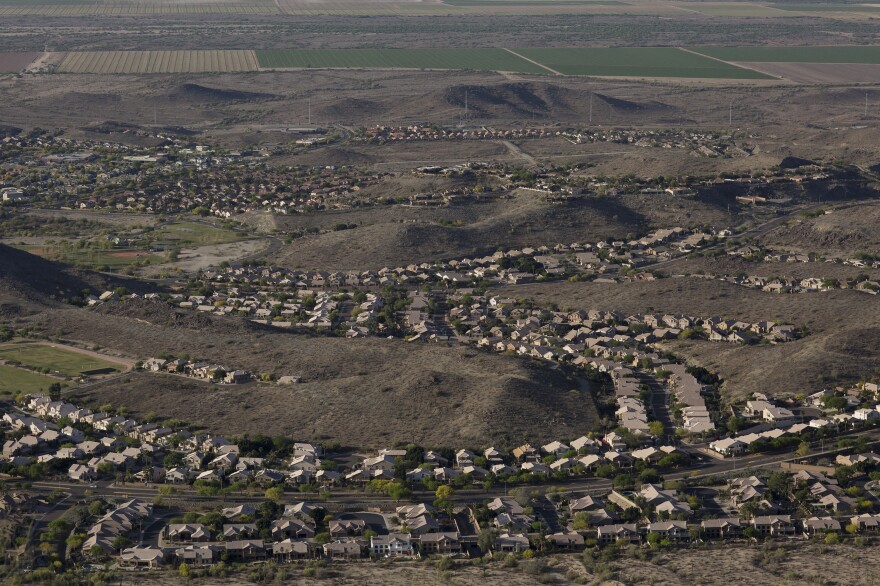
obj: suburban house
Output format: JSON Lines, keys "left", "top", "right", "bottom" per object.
{"left": 323, "top": 540, "right": 362, "bottom": 560}
{"left": 546, "top": 531, "right": 585, "bottom": 549}
{"left": 802, "top": 517, "right": 841, "bottom": 537}
{"left": 700, "top": 518, "right": 742, "bottom": 539}
{"left": 597, "top": 524, "right": 641, "bottom": 545}
{"left": 420, "top": 532, "right": 461, "bottom": 555}
{"left": 752, "top": 515, "right": 795, "bottom": 537}
{"left": 494, "top": 533, "right": 530, "bottom": 553}
{"left": 370, "top": 533, "right": 414, "bottom": 558}
{"left": 646, "top": 520, "right": 689, "bottom": 542}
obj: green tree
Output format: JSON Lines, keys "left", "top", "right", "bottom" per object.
{"left": 571, "top": 512, "right": 590, "bottom": 531}
{"left": 796, "top": 441, "right": 811, "bottom": 457}
{"left": 477, "top": 529, "right": 496, "bottom": 554}
{"left": 387, "top": 483, "right": 411, "bottom": 503}
{"left": 48, "top": 382, "right": 62, "bottom": 400}
{"left": 435, "top": 485, "right": 454, "bottom": 501}
{"left": 648, "top": 421, "right": 665, "bottom": 437}
{"left": 265, "top": 486, "right": 285, "bottom": 503}
{"left": 178, "top": 562, "right": 191, "bottom": 578}
{"left": 727, "top": 415, "right": 742, "bottom": 433}
{"left": 314, "top": 531, "right": 331, "bottom": 545}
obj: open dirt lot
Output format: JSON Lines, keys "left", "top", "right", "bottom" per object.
{"left": 0, "top": 51, "right": 39, "bottom": 73}
{"left": 152, "top": 239, "right": 269, "bottom": 273}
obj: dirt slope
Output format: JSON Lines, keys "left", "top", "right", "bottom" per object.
{"left": 34, "top": 300, "right": 598, "bottom": 448}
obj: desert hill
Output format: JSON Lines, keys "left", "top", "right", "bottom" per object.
{"left": 22, "top": 299, "right": 599, "bottom": 448}
{"left": 272, "top": 192, "right": 645, "bottom": 270}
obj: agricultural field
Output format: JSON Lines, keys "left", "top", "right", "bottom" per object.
{"left": 256, "top": 48, "right": 547, "bottom": 73}
{"left": 273, "top": 0, "right": 674, "bottom": 15}
{"left": 769, "top": 3, "right": 880, "bottom": 12}
{"left": 674, "top": 2, "right": 792, "bottom": 17}
{"left": 256, "top": 47, "right": 778, "bottom": 78}
{"left": 57, "top": 50, "right": 259, "bottom": 73}
{"left": 0, "top": 52, "right": 40, "bottom": 73}
{"left": 0, "top": 365, "right": 66, "bottom": 395}
{"left": 514, "top": 47, "right": 773, "bottom": 78}
{"left": 693, "top": 45, "right": 880, "bottom": 64}
{"left": 0, "top": 343, "right": 124, "bottom": 377}
{"left": 0, "top": 1, "right": 277, "bottom": 16}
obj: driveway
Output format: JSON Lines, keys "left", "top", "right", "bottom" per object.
{"left": 336, "top": 511, "right": 391, "bottom": 535}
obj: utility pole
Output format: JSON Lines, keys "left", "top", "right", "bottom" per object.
{"left": 464, "top": 89, "right": 468, "bottom": 124}
{"left": 865, "top": 91, "right": 869, "bottom": 118}
{"left": 589, "top": 91, "right": 593, "bottom": 125}
{"left": 308, "top": 97, "right": 311, "bottom": 126}
{"left": 729, "top": 101, "right": 732, "bottom": 126}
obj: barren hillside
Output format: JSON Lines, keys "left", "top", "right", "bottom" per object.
{"left": 22, "top": 300, "right": 600, "bottom": 448}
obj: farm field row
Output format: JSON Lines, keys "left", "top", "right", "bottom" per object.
{"left": 770, "top": 3, "right": 880, "bottom": 12}
{"left": 693, "top": 46, "right": 880, "bottom": 64}
{"left": 257, "top": 48, "right": 772, "bottom": 78}
{"left": 0, "top": 52, "right": 41, "bottom": 73}
{"left": 0, "top": 3, "right": 275, "bottom": 14}
{"left": 515, "top": 47, "right": 772, "bottom": 78}
{"left": 3, "top": 0, "right": 880, "bottom": 16}
{"left": 256, "top": 48, "right": 549, "bottom": 74}
{"left": 57, "top": 50, "right": 259, "bottom": 73}
{"left": 0, "top": 0, "right": 693, "bottom": 15}
{"left": 35, "top": 46, "right": 880, "bottom": 80}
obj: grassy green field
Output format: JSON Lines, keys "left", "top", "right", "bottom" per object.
{"left": 0, "top": 344, "right": 123, "bottom": 377}
{"left": 693, "top": 46, "right": 880, "bottom": 64}
{"left": 151, "top": 221, "right": 250, "bottom": 246}
{"left": 256, "top": 49, "right": 547, "bottom": 73}
{"left": 0, "top": 365, "right": 66, "bottom": 394}
{"left": 515, "top": 47, "right": 773, "bottom": 78}
{"left": 13, "top": 244, "right": 165, "bottom": 270}
{"left": 257, "top": 47, "right": 775, "bottom": 78}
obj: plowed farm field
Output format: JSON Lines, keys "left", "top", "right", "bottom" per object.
{"left": 0, "top": 52, "right": 39, "bottom": 73}
{"left": 57, "top": 50, "right": 260, "bottom": 73}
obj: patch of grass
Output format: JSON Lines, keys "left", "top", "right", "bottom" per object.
{"left": 0, "top": 365, "right": 67, "bottom": 394}
{"left": 0, "top": 344, "right": 122, "bottom": 377}
{"left": 152, "top": 222, "right": 249, "bottom": 247}
{"left": 10, "top": 244, "right": 165, "bottom": 270}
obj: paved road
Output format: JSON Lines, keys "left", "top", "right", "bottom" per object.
{"left": 337, "top": 511, "right": 391, "bottom": 535}
{"left": 21, "top": 430, "right": 880, "bottom": 522}
{"left": 533, "top": 495, "right": 563, "bottom": 533}
{"left": 635, "top": 371, "right": 674, "bottom": 439}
